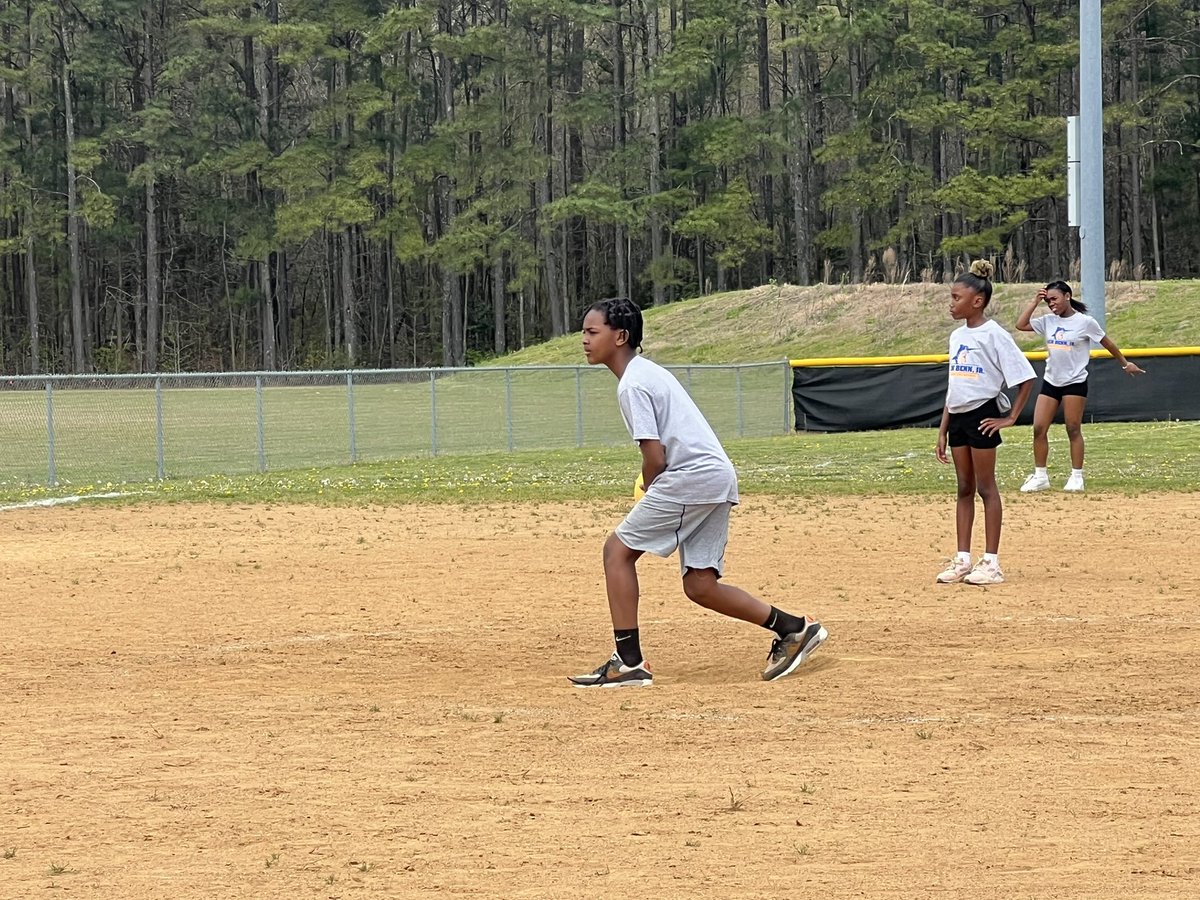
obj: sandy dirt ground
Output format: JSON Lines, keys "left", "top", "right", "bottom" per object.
{"left": 2, "top": 493, "right": 1199, "bottom": 899}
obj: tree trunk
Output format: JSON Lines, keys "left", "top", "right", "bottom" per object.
{"left": 59, "top": 25, "right": 86, "bottom": 372}
{"left": 612, "top": 0, "right": 627, "bottom": 297}
{"left": 538, "top": 22, "right": 564, "bottom": 337}
{"left": 143, "top": 22, "right": 160, "bottom": 372}
{"left": 646, "top": 0, "right": 665, "bottom": 305}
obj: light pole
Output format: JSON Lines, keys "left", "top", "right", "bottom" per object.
{"left": 1079, "top": 0, "right": 1106, "bottom": 331}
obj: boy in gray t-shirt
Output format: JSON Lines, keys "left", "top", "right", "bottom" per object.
{"left": 569, "top": 298, "right": 827, "bottom": 688}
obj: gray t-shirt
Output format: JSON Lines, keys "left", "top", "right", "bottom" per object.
{"left": 1031, "top": 312, "right": 1106, "bottom": 386}
{"left": 617, "top": 355, "right": 739, "bottom": 504}
{"left": 946, "top": 319, "right": 1036, "bottom": 414}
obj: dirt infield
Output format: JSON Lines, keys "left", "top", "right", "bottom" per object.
{"left": 3, "top": 494, "right": 1199, "bottom": 898}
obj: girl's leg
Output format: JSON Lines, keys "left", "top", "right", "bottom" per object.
{"left": 1030, "top": 394, "right": 1059, "bottom": 468}
{"left": 951, "top": 445, "right": 977, "bottom": 553}
{"left": 602, "top": 532, "right": 643, "bottom": 629}
{"left": 680, "top": 567, "right": 772, "bottom": 625}
{"left": 971, "top": 447, "right": 1002, "bottom": 554}
{"left": 1062, "top": 395, "right": 1088, "bottom": 469}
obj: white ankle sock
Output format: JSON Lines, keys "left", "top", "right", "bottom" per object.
{"left": 983, "top": 553, "right": 999, "bottom": 564}
{"left": 1071, "top": 468, "right": 1084, "bottom": 477}
{"left": 956, "top": 551, "right": 971, "bottom": 565}
{"left": 1034, "top": 467, "right": 1047, "bottom": 477}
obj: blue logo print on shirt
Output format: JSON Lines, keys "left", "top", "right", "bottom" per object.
{"left": 950, "top": 344, "right": 984, "bottom": 377}
{"left": 1048, "top": 325, "right": 1073, "bottom": 350}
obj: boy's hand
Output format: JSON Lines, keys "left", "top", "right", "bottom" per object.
{"left": 978, "top": 416, "right": 1015, "bottom": 436}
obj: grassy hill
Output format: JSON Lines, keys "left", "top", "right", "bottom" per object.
{"left": 493, "top": 279, "right": 1200, "bottom": 365}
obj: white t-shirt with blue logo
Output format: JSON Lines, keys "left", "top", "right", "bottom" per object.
{"left": 946, "top": 320, "right": 1036, "bottom": 414}
{"left": 1030, "top": 312, "right": 1106, "bottom": 386}
{"left": 617, "top": 355, "right": 739, "bottom": 505}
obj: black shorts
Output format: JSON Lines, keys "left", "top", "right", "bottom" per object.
{"left": 1040, "top": 379, "right": 1089, "bottom": 401}
{"left": 947, "top": 398, "right": 1003, "bottom": 450}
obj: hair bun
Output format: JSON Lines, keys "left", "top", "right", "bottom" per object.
{"left": 969, "top": 260, "right": 994, "bottom": 280}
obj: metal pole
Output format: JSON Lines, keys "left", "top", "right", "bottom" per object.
{"left": 1080, "top": 0, "right": 1106, "bottom": 333}
{"left": 736, "top": 366, "right": 744, "bottom": 438}
{"left": 346, "top": 372, "right": 358, "bottom": 464}
{"left": 783, "top": 361, "right": 793, "bottom": 434}
{"left": 255, "top": 375, "right": 266, "bottom": 472}
{"left": 45, "top": 380, "right": 57, "bottom": 487}
{"left": 155, "top": 377, "right": 165, "bottom": 480}
{"left": 574, "top": 367, "right": 583, "bottom": 448}
{"left": 429, "top": 370, "right": 438, "bottom": 456}
{"left": 505, "top": 369, "right": 514, "bottom": 452}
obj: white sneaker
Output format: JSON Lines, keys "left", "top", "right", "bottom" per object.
{"left": 936, "top": 558, "right": 974, "bottom": 584}
{"left": 1020, "top": 472, "right": 1051, "bottom": 493}
{"left": 963, "top": 558, "right": 1005, "bottom": 586}
{"left": 1063, "top": 473, "right": 1085, "bottom": 492}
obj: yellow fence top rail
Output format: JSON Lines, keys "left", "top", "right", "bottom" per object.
{"left": 789, "top": 347, "right": 1200, "bottom": 368}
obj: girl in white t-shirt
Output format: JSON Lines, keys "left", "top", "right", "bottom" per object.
{"left": 1015, "top": 281, "right": 1145, "bottom": 493}
{"left": 935, "top": 261, "right": 1036, "bottom": 586}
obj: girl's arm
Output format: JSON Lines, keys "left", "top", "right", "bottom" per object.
{"left": 978, "top": 379, "right": 1035, "bottom": 436}
{"left": 1099, "top": 336, "right": 1146, "bottom": 375}
{"left": 1015, "top": 289, "right": 1045, "bottom": 332}
{"left": 935, "top": 407, "right": 951, "bottom": 464}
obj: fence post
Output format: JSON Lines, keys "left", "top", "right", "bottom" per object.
{"left": 505, "top": 368, "right": 514, "bottom": 452}
{"left": 575, "top": 367, "right": 584, "bottom": 448}
{"left": 429, "top": 370, "right": 438, "bottom": 456}
{"left": 782, "top": 360, "right": 792, "bottom": 434}
{"left": 346, "top": 372, "right": 358, "bottom": 463}
{"left": 45, "top": 380, "right": 57, "bottom": 487}
{"left": 736, "top": 366, "right": 744, "bottom": 437}
{"left": 155, "top": 377, "right": 165, "bottom": 480}
{"left": 255, "top": 375, "right": 266, "bottom": 472}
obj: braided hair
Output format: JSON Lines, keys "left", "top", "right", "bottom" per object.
{"left": 954, "top": 260, "right": 994, "bottom": 306}
{"left": 586, "top": 297, "right": 643, "bottom": 351}
{"left": 1045, "top": 280, "right": 1088, "bottom": 313}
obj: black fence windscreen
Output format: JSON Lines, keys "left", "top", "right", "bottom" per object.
{"left": 792, "top": 354, "right": 1200, "bottom": 433}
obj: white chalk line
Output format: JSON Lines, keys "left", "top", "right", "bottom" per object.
{"left": 0, "top": 490, "right": 142, "bottom": 512}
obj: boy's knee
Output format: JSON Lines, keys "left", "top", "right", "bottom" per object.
{"left": 682, "top": 570, "right": 717, "bottom": 606}
{"left": 603, "top": 533, "right": 633, "bottom": 566}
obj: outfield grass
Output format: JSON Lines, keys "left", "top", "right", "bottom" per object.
{"left": 2, "top": 421, "right": 1195, "bottom": 507}
{"left": 0, "top": 363, "right": 791, "bottom": 487}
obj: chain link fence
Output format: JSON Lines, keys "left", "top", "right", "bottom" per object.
{"left": 0, "top": 363, "right": 793, "bottom": 487}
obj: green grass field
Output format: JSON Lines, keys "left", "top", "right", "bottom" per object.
{"left": 4, "top": 277, "right": 1197, "bottom": 505}
{"left": 0, "top": 363, "right": 791, "bottom": 490}
{"left": 3, "top": 420, "right": 1196, "bottom": 507}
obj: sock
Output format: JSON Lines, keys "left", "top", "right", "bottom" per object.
{"left": 983, "top": 553, "right": 999, "bottom": 564}
{"left": 956, "top": 551, "right": 971, "bottom": 565}
{"left": 763, "top": 606, "right": 806, "bottom": 640}
{"left": 1071, "top": 468, "right": 1084, "bottom": 477}
{"left": 1035, "top": 467, "right": 1048, "bottom": 477}
{"left": 613, "top": 629, "right": 643, "bottom": 667}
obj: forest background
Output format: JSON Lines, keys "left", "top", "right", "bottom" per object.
{"left": 1, "top": 0, "right": 1197, "bottom": 375}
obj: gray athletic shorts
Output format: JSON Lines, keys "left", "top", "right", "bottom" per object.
{"left": 614, "top": 494, "right": 732, "bottom": 576}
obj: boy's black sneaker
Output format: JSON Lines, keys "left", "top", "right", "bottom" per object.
{"left": 568, "top": 652, "right": 653, "bottom": 688}
{"left": 762, "top": 621, "right": 828, "bottom": 682}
